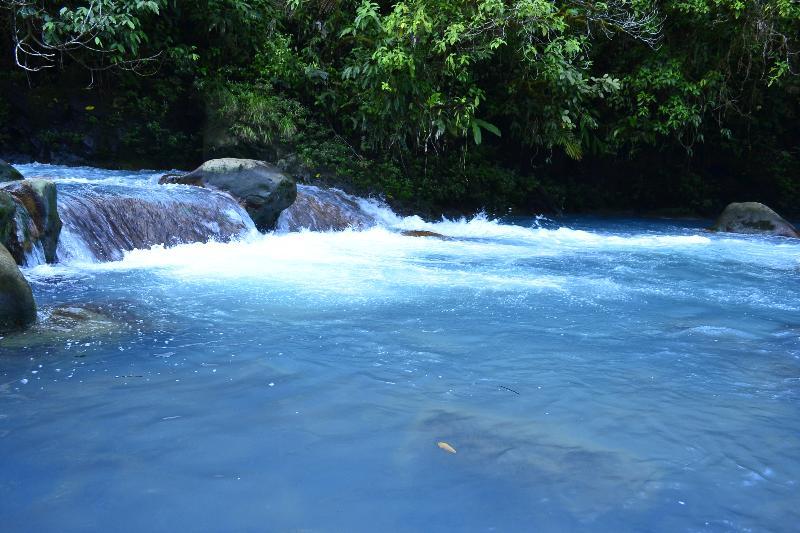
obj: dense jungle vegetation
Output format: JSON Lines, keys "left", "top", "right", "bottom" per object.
{"left": 0, "top": 0, "right": 798, "bottom": 216}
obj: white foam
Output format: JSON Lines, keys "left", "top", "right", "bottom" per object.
{"left": 15, "top": 163, "right": 800, "bottom": 287}
{"left": 15, "top": 162, "right": 164, "bottom": 187}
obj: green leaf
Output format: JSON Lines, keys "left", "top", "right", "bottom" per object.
{"left": 473, "top": 118, "right": 501, "bottom": 137}
{"left": 472, "top": 122, "right": 482, "bottom": 145}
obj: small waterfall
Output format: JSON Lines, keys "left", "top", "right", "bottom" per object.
{"left": 276, "top": 185, "right": 381, "bottom": 232}
{"left": 13, "top": 163, "right": 402, "bottom": 265}
{"left": 56, "top": 184, "right": 255, "bottom": 262}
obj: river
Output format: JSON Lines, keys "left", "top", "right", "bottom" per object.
{"left": 1, "top": 164, "right": 799, "bottom": 532}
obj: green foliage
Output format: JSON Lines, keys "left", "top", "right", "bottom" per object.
{"left": 606, "top": 0, "right": 799, "bottom": 150}
{"left": 329, "top": 0, "right": 654, "bottom": 157}
{"left": 212, "top": 82, "right": 307, "bottom": 146}
{"left": 1, "top": 0, "right": 798, "bottom": 215}
{"left": 5, "top": 0, "right": 165, "bottom": 73}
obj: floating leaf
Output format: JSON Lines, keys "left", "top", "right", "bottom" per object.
{"left": 437, "top": 441, "right": 457, "bottom": 454}
{"left": 85, "top": 105, "right": 95, "bottom": 111}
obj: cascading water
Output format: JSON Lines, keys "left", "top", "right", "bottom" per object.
{"left": 13, "top": 163, "right": 255, "bottom": 263}
{"left": 2, "top": 163, "right": 800, "bottom": 532}
{"left": 56, "top": 184, "right": 255, "bottom": 262}
{"left": 276, "top": 184, "right": 382, "bottom": 232}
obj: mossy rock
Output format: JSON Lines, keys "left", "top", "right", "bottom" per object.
{"left": 0, "top": 191, "right": 16, "bottom": 246}
{"left": 0, "top": 160, "right": 23, "bottom": 183}
{"left": 0, "top": 243, "right": 36, "bottom": 333}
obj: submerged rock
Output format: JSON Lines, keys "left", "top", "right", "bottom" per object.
{"left": 398, "top": 408, "right": 663, "bottom": 522}
{"left": 0, "top": 179, "right": 62, "bottom": 262}
{"left": 0, "top": 243, "right": 36, "bottom": 333}
{"left": 711, "top": 202, "right": 799, "bottom": 238}
{"left": 0, "top": 303, "right": 129, "bottom": 350}
{"left": 0, "top": 160, "right": 23, "bottom": 183}
{"left": 160, "top": 158, "right": 296, "bottom": 231}
{"left": 277, "top": 185, "right": 378, "bottom": 232}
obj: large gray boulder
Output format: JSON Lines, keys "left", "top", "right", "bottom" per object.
{"left": 0, "top": 160, "right": 23, "bottom": 183}
{"left": 160, "top": 158, "right": 296, "bottom": 231}
{"left": 0, "top": 243, "right": 36, "bottom": 332}
{"left": 711, "top": 202, "right": 799, "bottom": 238}
{"left": 0, "top": 179, "right": 62, "bottom": 263}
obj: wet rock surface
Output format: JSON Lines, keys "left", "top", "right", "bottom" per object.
{"left": 0, "top": 179, "right": 62, "bottom": 262}
{"left": 57, "top": 186, "right": 253, "bottom": 262}
{"left": 400, "top": 230, "right": 449, "bottom": 239}
{"left": 277, "top": 185, "right": 378, "bottom": 232}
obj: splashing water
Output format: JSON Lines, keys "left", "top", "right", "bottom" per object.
{"left": 1, "top": 164, "right": 800, "bottom": 532}
{"left": 13, "top": 163, "right": 255, "bottom": 263}
{"left": 276, "top": 184, "right": 380, "bottom": 231}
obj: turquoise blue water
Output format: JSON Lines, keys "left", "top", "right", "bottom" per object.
{"left": 1, "top": 166, "right": 799, "bottom": 531}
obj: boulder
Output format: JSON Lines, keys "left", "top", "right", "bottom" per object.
{"left": 0, "top": 160, "right": 23, "bottom": 183}
{"left": 711, "top": 202, "right": 799, "bottom": 238}
{"left": 160, "top": 158, "right": 296, "bottom": 231}
{"left": 0, "top": 243, "right": 36, "bottom": 332}
{"left": 0, "top": 179, "right": 62, "bottom": 263}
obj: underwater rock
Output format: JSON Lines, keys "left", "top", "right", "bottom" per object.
{"left": 0, "top": 179, "right": 62, "bottom": 262}
{"left": 711, "top": 202, "right": 798, "bottom": 238}
{"left": 0, "top": 303, "right": 130, "bottom": 350}
{"left": 397, "top": 408, "right": 663, "bottom": 522}
{"left": 277, "top": 185, "right": 377, "bottom": 232}
{"left": 0, "top": 159, "right": 23, "bottom": 183}
{"left": 160, "top": 158, "right": 296, "bottom": 231}
{"left": 0, "top": 243, "right": 36, "bottom": 333}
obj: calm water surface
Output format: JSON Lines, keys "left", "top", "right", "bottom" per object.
{"left": 1, "top": 165, "right": 799, "bottom": 532}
